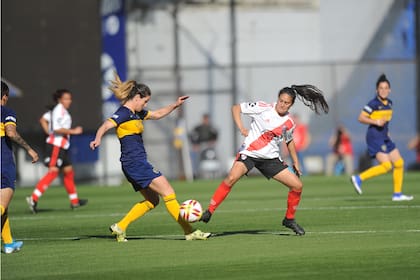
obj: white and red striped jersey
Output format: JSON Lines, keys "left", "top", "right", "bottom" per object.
{"left": 42, "top": 111, "right": 51, "bottom": 130}
{"left": 238, "top": 101, "right": 295, "bottom": 159}
{"left": 44, "top": 103, "right": 72, "bottom": 150}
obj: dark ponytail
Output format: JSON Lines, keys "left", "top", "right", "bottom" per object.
{"left": 52, "top": 89, "right": 71, "bottom": 103}
{"left": 1, "top": 81, "right": 9, "bottom": 98}
{"left": 45, "top": 89, "right": 71, "bottom": 110}
{"left": 279, "top": 84, "right": 329, "bottom": 115}
{"left": 376, "top": 73, "right": 390, "bottom": 88}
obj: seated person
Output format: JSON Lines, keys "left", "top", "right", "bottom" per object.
{"left": 325, "top": 125, "right": 354, "bottom": 176}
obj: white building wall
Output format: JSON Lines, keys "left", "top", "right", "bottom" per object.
{"left": 128, "top": 0, "right": 393, "bottom": 66}
{"left": 320, "top": 0, "right": 393, "bottom": 61}
{"left": 124, "top": 0, "right": 395, "bottom": 178}
{"left": 16, "top": 0, "right": 397, "bottom": 185}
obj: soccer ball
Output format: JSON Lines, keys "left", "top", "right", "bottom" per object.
{"left": 179, "top": 199, "right": 203, "bottom": 223}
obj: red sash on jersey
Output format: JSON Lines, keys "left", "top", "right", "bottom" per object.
{"left": 248, "top": 119, "right": 293, "bottom": 151}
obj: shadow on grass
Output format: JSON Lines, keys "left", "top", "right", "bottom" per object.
{"left": 25, "top": 208, "right": 56, "bottom": 214}
{"left": 82, "top": 229, "right": 294, "bottom": 241}
{"left": 25, "top": 207, "right": 87, "bottom": 214}
{"left": 85, "top": 235, "right": 185, "bottom": 241}
{"left": 211, "top": 229, "right": 293, "bottom": 237}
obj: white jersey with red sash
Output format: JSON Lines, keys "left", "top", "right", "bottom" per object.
{"left": 45, "top": 103, "right": 71, "bottom": 150}
{"left": 239, "top": 101, "right": 295, "bottom": 160}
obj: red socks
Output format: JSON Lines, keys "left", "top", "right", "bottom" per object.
{"left": 285, "top": 190, "right": 302, "bottom": 219}
{"left": 32, "top": 169, "right": 79, "bottom": 204}
{"left": 208, "top": 181, "right": 302, "bottom": 220}
{"left": 208, "top": 181, "right": 232, "bottom": 213}
{"left": 32, "top": 170, "right": 59, "bottom": 201}
{"left": 63, "top": 170, "right": 79, "bottom": 205}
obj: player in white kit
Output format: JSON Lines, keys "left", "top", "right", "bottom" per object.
{"left": 26, "top": 89, "right": 87, "bottom": 213}
{"left": 200, "top": 85, "right": 329, "bottom": 235}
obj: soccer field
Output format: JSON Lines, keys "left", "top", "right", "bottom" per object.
{"left": 2, "top": 173, "right": 420, "bottom": 280}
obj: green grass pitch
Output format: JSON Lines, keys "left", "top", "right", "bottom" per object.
{"left": 2, "top": 173, "right": 420, "bottom": 279}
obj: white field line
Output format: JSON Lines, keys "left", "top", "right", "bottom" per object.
{"left": 18, "top": 229, "right": 420, "bottom": 241}
{"left": 13, "top": 204, "right": 420, "bottom": 221}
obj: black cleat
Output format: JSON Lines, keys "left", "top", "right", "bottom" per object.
{"left": 282, "top": 218, "right": 305, "bottom": 235}
{"left": 199, "top": 210, "right": 213, "bottom": 223}
{"left": 71, "top": 199, "right": 88, "bottom": 210}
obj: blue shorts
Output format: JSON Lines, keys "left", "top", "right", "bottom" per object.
{"left": 367, "top": 138, "right": 396, "bottom": 158}
{"left": 122, "top": 160, "right": 162, "bottom": 191}
{"left": 1, "top": 161, "right": 16, "bottom": 190}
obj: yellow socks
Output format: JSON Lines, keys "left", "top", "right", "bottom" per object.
{"left": 163, "top": 194, "right": 192, "bottom": 234}
{"left": 116, "top": 195, "right": 194, "bottom": 235}
{"left": 1, "top": 206, "right": 13, "bottom": 244}
{"left": 117, "top": 200, "right": 154, "bottom": 231}
{"left": 393, "top": 158, "right": 404, "bottom": 194}
{"left": 360, "top": 161, "right": 392, "bottom": 181}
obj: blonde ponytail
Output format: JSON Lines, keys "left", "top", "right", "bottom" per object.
{"left": 108, "top": 71, "right": 136, "bottom": 103}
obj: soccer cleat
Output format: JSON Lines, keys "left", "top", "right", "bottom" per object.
{"left": 26, "top": 196, "right": 38, "bottom": 214}
{"left": 70, "top": 199, "right": 88, "bottom": 210}
{"left": 185, "top": 229, "right": 211, "bottom": 240}
{"left": 4, "top": 240, "right": 23, "bottom": 254}
{"left": 282, "top": 218, "right": 305, "bottom": 235}
{"left": 350, "top": 175, "right": 363, "bottom": 195}
{"left": 392, "top": 194, "right": 414, "bottom": 201}
{"left": 109, "top": 223, "right": 127, "bottom": 242}
{"left": 199, "top": 209, "right": 212, "bottom": 223}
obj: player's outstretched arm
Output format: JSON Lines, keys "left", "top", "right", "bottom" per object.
{"left": 148, "top": 96, "right": 189, "bottom": 120}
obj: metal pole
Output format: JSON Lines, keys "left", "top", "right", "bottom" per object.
{"left": 230, "top": 0, "right": 238, "bottom": 154}
{"left": 172, "top": 0, "right": 185, "bottom": 179}
{"left": 173, "top": 0, "right": 182, "bottom": 105}
{"left": 416, "top": 0, "right": 420, "bottom": 132}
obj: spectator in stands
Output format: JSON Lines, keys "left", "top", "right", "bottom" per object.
{"left": 407, "top": 133, "right": 420, "bottom": 171}
{"left": 325, "top": 125, "right": 354, "bottom": 176}
{"left": 189, "top": 113, "right": 218, "bottom": 178}
{"left": 291, "top": 114, "right": 311, "bottom": 175}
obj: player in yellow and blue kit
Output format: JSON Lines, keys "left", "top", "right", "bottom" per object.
{"left": 90, "top": 72, "right": 210, "bottom": 241}
{"left": 1, "top": 81, "right": 39, "bottom": 253}
{"left": 350, "top": 74, "right": 413, "bottom": 201}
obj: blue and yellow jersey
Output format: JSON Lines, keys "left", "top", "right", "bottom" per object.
{"left": 362, "top": 96, "right": 393, "bottom": 142}
{"left": 1, "top": 105, "right": 17, "bottom": 163}
{"left": 108, "top": 106, "right": 151, "bottom": 162}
